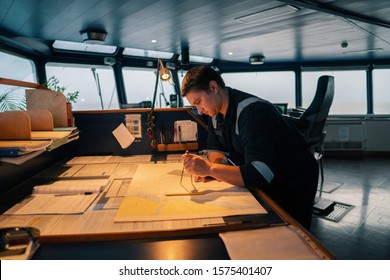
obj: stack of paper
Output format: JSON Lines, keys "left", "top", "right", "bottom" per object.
{"left": 4, "top": 179, "right": 109, "bottom": 215}
{"left": 31, "top": 130, "right": 71, "bottom": 151}
{"left": 0, "top": 140, "right": 53, "bottom": 165}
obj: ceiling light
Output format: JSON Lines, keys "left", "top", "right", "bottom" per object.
{"left": 80, "top": 30, "right": 107, "bottom": 44}
{"left": 249, "top": 55, "right": 265, "bottom": 65}
{"left": 235, "top": 4, "right": 299, "bottom": 24}
{"left": 342, "top": 48, "right": 383, "bottom": 54}
{"left": 123, "top": 47, "right": 174, "bottom": 59}
{"left": 53, "top": 40, "right": 117, "bottom": 53}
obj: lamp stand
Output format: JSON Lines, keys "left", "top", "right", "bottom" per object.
{"left": 146, "top": 60, "right": 162, "bottom": 148}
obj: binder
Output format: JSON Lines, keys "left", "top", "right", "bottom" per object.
{"left": 0, "top": 111, "right": 31, "bottom": 140}
{"left": 0, "top": 109, "right": 72, "bottom": 164}
{"left": 0, "top": 110, "right": 55, "bottom": 140}
{"left": 25, "top": 89, "right": 68, "bottom": 127}
{"left": 26, "top": 110, "right": 54, "bottom": 131}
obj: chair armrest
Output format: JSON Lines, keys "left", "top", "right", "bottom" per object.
{"left": 287, "top": 107, "right": 305, "bottom": 118}
{"left": 283, "top": 115, "right": 310, "bottom": 131}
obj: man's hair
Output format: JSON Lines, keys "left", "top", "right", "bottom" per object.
{"left": 181, "top": 66, "right": 226, "bottom": 97}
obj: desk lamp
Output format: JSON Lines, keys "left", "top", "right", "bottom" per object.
{"left": 147, "top": 59, "right": 172, "bottom": 148}
{"left": 159, "top": 59, "right": 171, "bottom": 81}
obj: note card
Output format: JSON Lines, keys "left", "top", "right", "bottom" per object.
{"left": 112, "top": 123, "right": 135, "bottom": 149}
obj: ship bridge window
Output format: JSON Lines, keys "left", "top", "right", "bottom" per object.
{"left": 52, "top": 40, "right": 117, "bottom": 54}
{"left": 123, "top": 67, "right": 175, "bottom": 108}
{"left": 302, "top": 70, "right": 366, "bottom": 115}
{"left": 221, "top": 71, "right": 295, "bottom": 107}
{"left": 0, "top": 50, "right": 37, "bottom": 112}
{"left": 46, "top": 63, "right": 119, "bottom": 111}
{"left": 373, "top": 68, "right": 390, "bottom": 114}
{"left": 178, "top": 70, "right": 190, "bottom": 107}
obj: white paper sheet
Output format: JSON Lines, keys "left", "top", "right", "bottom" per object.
{"left": 219, "top": 225, "right": 326, "bottom": 260}
{"left": 6, "top": 194, "right": 99, "bottom": 215}
{"left": 115, "top": 162, "right": 267, "bottom": 222}
{"left": 112, "top": 123, "right": 135, "bottom": 149}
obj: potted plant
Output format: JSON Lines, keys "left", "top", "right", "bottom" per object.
{"left": 42, "top": 76, "right": 79, "bottom": 126}
{"left": 42, "top": 76, "right": 79, "bottom": 105}
{"left": 0, "top": 87, "right": 27, "bottom": 112}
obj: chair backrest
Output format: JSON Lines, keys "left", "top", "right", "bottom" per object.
{"left": 300, "top": 75, "right": 334, "bottom": 149}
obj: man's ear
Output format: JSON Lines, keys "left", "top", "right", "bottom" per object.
{"left": 209, "top": 80, "right": 219, "bottom": 94}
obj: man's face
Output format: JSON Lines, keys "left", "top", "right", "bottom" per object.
{"left": 185, "top": 89, "right": 220, "bottom": 116}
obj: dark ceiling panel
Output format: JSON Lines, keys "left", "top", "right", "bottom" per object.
{"left": 0, "top": 0, "right": 389, "bottom": 63}
{"left": 0, "top": 0, "right": 14, "bottom": 24}
{"left": 1, "top": 0, "right": 45, "bottom": 34}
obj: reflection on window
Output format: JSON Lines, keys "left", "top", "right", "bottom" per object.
{"left": 46, "top": 63, "right": 119, "bottom": 110}
{"left": 0, "top": 51, "right": 37, "bottom": 111}
{"left": 302, "top": 70, "right": 366, "bottom": 115}
{"left": 373, "top": 69, "right": 390, "bottom": 114}
{"left": 221, "top": 71, "right": 295, "bottom": 107}
{"left": 123, "top": 67, "right": 175, "bottom": 108}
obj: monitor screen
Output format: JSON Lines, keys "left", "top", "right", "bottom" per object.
{"left": 273, "top": 103, "right": 288, "bottom": 114}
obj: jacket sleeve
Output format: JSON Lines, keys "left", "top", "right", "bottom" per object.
{"left": 238, "top": 102, "right": 281, "bottom": 188}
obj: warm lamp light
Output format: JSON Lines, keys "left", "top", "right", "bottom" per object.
{"left": 159, "top": 59, "right": 171, "bottom": 81}
{"left": 147, "top": 58, "right": 173, "bottom": 149}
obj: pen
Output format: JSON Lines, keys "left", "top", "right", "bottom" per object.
{"left": 180, "top": 150, "right": 189, "bottom": 186}
{"left": 227, "top": 158, "right": 236, "bottom": 166}
{"left": 202, "top": 221, "right": 253, "bottom": 227}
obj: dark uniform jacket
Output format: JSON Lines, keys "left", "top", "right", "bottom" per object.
{"left": 207, "top": 87, "right": 319, "bottom": 229}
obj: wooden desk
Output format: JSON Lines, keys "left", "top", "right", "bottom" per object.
{"left": 0, "top": 155, "right": 334, "bottom": 260}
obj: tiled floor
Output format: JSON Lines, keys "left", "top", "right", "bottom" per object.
{"left": 310, "top": 155, "right": 390, "bottom": 260}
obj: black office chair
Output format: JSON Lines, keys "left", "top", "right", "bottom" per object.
{"left": 313, "top": 131, "right": 326, "bottom": 183}
{"left": 285, "top": 75, "right": 335, "bottom": 181}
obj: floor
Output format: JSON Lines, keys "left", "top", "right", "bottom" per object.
{"left": 309, "top": 155, "right": 390, "bottom": 260}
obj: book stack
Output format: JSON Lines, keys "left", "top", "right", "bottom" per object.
{"left": 0, "top": 109, "right": 79, "bottom": 165}
{"left": 0, "top": 140, "right": 53, "bottom": 165}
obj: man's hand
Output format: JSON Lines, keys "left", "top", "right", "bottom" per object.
{"left": 194, "top": 175, "right": 216, "bottom": 182}
{"left": 181, "top": 153, "right": 211, "bottom": 177}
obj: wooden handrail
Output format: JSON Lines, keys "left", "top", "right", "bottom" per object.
{"left": 0, "top": 77, "right": 47, "bottom": 89}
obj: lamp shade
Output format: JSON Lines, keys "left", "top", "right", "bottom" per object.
{"left": 159, "top": 59, "right": 171, "bottom": 81}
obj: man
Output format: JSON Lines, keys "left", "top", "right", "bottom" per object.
{"left": 181, "top": 66, "right": 318, "bottom": 230}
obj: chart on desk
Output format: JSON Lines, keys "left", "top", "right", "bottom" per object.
{"left": 114, "top": 162, "right": 267, "bottom": 222}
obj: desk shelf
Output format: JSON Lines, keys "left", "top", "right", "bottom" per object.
{"left": 157, "top": 142, "right": 198, "bottom": 152}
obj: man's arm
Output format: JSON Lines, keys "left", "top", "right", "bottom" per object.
{"left": 207, "top": 150, "right": 228, "bottom": 164}
{"left": 183, "top": 152, "right": 245, "bottom": 187}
